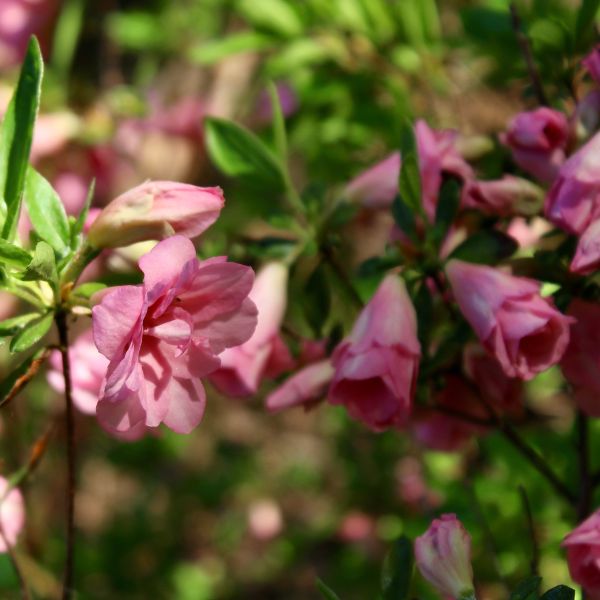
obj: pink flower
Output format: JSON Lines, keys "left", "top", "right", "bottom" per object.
{"left": 92, "top": 235, "right": 257, "bottom": 435}
{"left": 87, "top": 181, "right": 224, "bottom": 249}
{"left": 560, "top": 299, "right": 600, "bottom": 416}
{"left": 584, "top": 46, "right": 600, "bottom": 84}
{"left": 545, "top": 130, "right": 600, "bottom": 234}
{"left": 571, "top": 219, "right": 600, "bottom": 275}
{"left": 328, "top": 274, "right": 420, "bottom": 430}
{"left": 345, "top": 152, "right": 401, "bottom": 209}
{"left": 501, "top": 107, "right": 569, "bottom": 183}
{"left": 446, "top": 260, "right": 573, "bottom": 380}
{"left": 265, "top": 359, "right": 334, "bottom": 412}
{"left": 210, "top": 262, "right": 294, "bottom": 397}
{"left": 414, "top": 514, "right": 474, "bottom": 599}
{"left": 463, "top": 176, "right": 543, "bottom": 217}
{"left": 0, "top": 477, "right": 24, "bottom": 552}
{"left": 563, "top": 509, "right": 600, "bottom": 597}
{"left": 506, "top": 217, "right": 552, "bottom": 250}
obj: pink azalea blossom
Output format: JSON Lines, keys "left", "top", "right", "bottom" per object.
{"left": 563, "top": 509, "right": 600, "bottom": 597}
{"left": 501, "top": 107, "right": 569, "bottom": 183}
{"left": 571, "top": 218, "right": 600, "bottom": 275}
{"left": 414, "top": 514, "right": 474, "bottom": 599}
{"left": 446, "top": 260, "right": 573, "bottom": 380}
{"left": 583, "top": 45, "right": 600, "bottom": 84}
{"left": 345, "top": 152, "right": 401, "bottom": 209}
{"left": 463, "top": 176, "right": 543, "bottom": 217}
{"left": 210, "top": 262, "right": 294, "bottom": 397}
{"left": 87, "top": 181, "right": 224, "bottom": 249}
{"left": 328, "top": 274, "right": 420, "bottom": 430}
{"left": 506, "top": 217, "right": 552, "bottom": 250}
{"left": 0, "top": 477, "right": 24, "bottom": 552}
{"left": 92, "top": 235, "right": 257, "bottom": 435}
{"left": 545, "top": 130, "right": 600, "bottom": 234}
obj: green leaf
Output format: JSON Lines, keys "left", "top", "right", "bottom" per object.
{"left": 268, "top": 81, "right": 288, "bottom": 160}
{"left": 72, "top": 281, "right": 106, "bottom": 299}
{"left": 70, "top": 178, "right": 95, "bottom": 247}
{"left": 237, "top": 0, "right": 304, "bottom": 37}
{"left": 398, "top": 121, "right": 422, "bottom": 217}
{"left": 0, "top": 239, "right": 32, "bottom": 269}
{"left": 25, "top": 168, "right": 70, "bottom": 253}
{"left": 432, "top": 177, "right": 461, "bottom": 245}
{"left": 304, "top": 263, "right": 331, "bottom": 336}
{"left": 540, "top": 586, "right": 575, "bottom": 600}
{"left": 510, "top": 576, "right": 542, "bottom": 600}
{"left": 9, "top": 311, "right": 53, "bottom": 353}
{"left": 316, "top": 578, "right": 341, "bottom": 600}
{"left": 381, "top": 536, "right": 413, "bottom": 600}
{"left": 0, "top": 37, "right": 44, "bottom": 240}
{"left": 391, "top": 194, "right": 417, "bottom": 243}
{"left": 575, "top": 0, "right": 600, "bottom": 46}
{"left": 0, "top": 312, "right": 39, "bottom": 337}
{"left": 204, "top": 117, "right": 286, "bottom": 190}
{"left": 188, "top": 32, "right": 275, "bottom": 65}
{"left": 22, "top": 241, "right": 58, "bottom": 285}
{"left": 448, "top": 230, "right": 518, "bottom": 265}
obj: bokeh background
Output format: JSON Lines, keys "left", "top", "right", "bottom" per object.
{"left": 0, "top": 0, "right": 593, "bottom": 598}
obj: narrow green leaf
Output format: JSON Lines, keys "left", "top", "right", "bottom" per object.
{"left": 540, "top": 585, "right": 575, "bottom": 600}
{"left": 10, "top": 311, "right": 53, "bottom": 353}
{"left": 22, "top": 241, "right": 58, "bottom": 285}
{"left": 0, "top": 239, "right": 32, "bottom": 269}
{"left": 433, "top": 177, "right": 461, "bottom": 245}
{"left": 204, "top": 117, "right": 286, "bottom": 190}
{"left": 267, "top": 81, "right": 288, "bottom": 160}
{"left": 576, "top": 0, "right": 600, "bottom": 46}
{"left": 0, "top": 37, "right": 44, "bottom": 240}
{"left": 71, "top": 178, "right": 95, "bottom": 247}
{"left": 72, "top": 281, "right": 106, "bottom": 299}
{"left": 398, "top": 121, "right": 422, "bottom": 217}
{"left": 448, "top": 230, "right": 518, "bottom": 265}
{"left": 237, "top": 0, "right": 304, "bottom": 37}
{"left": 510, "top": 576, "right": 542, "bottom": 600}
{"left": 381, "top": 536, "right": 413, "bottom": 600}
{"left": 316, "top": 578, "right": 341, "bottom": 600}
{"left": 391, "top": 194, "right": 417, "bottom": 243}
{"left": 0, "top": 312, "right": 40, "bottom": 337}
{"left": 188, "top": 32, "right": 275, "bottom": 65}
{"left": 25, "top": 168, "right": 70, "bottom": 253}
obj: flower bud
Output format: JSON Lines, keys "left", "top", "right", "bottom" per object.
{"left": 87, "top": 181, "right": 224, "bottom": 249}
{"left": 414, "top": 514, "right": 474, "bottom": 599}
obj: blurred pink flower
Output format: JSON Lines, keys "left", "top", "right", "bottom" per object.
{"left": 573, "top": 90, "right": 600, "bottom": 141}
{"left": 560, "top": 299, "right": 600, "bottom": 416}
{"left": 337, "top": 511, "right": 375, "bottom": 543}
{"left": 414, "top": 514, "right": 474, "bottom": 599}
{"left": 0, "top": 477, "right": 24, "bottom": 552}
{"left": 30, "top": 112, "right": 80, "bottom": 163}
{"left": 571, "top": 218, "right": 600, "bottom": 275}
{"left": 563, "top": 509, "right": 600, "bottom": 597}
{"left": 256, "top": 82, "right": 298, "bottom": 124}
{"left": 583, "top": 45, "right": 600, "bottom": 84}
{"left": 501, "top": 107, "right": 569, "bottom": 183}
{"left": 87, "top": 181, "right": 224, "bottom": 249}
{"left": 463, "top": 176, "right": 543, "bottom": 217}
{"left": 446, "top": 260, "right": 573, "bottom": 380}
{"left": 545, "top": 130, "right": 600, "bottom": 235}
{"left": 329, "top": 274, "right": 420, "bottom": 430}
{"left": 396, "top": 457, "right": 442, "bottom": 512}
{"left": 92, "top": 235, "right": 257, "bottom": 435}
{"left": 210, "top": 262, "right": 294, "bottom": 397}
{"left": 247, "top": 499, "right": 283, "bottom": 541}
{"left": 506, "top": 217, "right": 552, "bottom": 250}
{"left": 345, "top": 152, "right": 401, "bottom": 209}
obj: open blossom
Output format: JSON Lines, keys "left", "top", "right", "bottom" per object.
{"left": 463, "top": 176, "right": 543, "bottom": 217}
{"left": 446, "top": 260, "right": 573, "bottom": 380}
{"left": 328, "top": 274, "right": 420, "bottom": 431}
{"left": 563, "top": 509, "right": 600, "bottom": 597}
{"left": 0, "top": 477, "right": 24, "bottom": 552}
{"left": 415, "top": 514, "right": 474, "bottom": 599}
{"left": 87, "top": 181, "right": 224, "bottom": 249}
{"left": 92, "top": 235, "right": 257, "bottom": 435}
{"left": 560, "top": 299, "right": 600, "bottom": 416}
{"left": 501, "top": 107, "right": 569, "bottom": 183}
{"left": 210, "top": 262, "right": 294, "bottom": 397}
{"left": 545, "top": 130, "right": 600, "bottom": 235}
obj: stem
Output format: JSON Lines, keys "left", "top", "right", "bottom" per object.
{"left": 576, "top": 411, "right": 592, "bottom": 522}
{"left": 321, "top": 247, "right": 364, "bottom": 308}
{"left": 59, "top": 242, "right": 100, "bottom": 294}
{"left": 509, "top": 2, "right": 548, "bottom": 105}
{"left": 0, "top": 524, "right": 29, "bottom": 600}
{"left": 55, "top": 310, "right": 76, "bottom": 600}
{"left": 518, "top": 485, "right": 539, "bottom": 576}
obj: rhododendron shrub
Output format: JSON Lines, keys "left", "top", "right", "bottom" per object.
{"left": 4, "top": 1, "right": 600, "bottom": 598}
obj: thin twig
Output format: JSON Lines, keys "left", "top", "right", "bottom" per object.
{"left": 519, "top": 485, "right": 539, "bottom": 576}
{"left": 0, "top": 349, "right": 51, "bottom": 410}
{"left": 55, "top": 311, "right": 76, "bottom": 600}
{"left": 576, "top": 411, "right": 592, "bottom": 522}
{"left": 509, "top": 2, "right": 548, "bottom": 105}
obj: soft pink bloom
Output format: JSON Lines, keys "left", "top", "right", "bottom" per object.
{"left": 463, "top": 176, "right": 543, "bottom": 217}
{"left": 329, "top": 275, "right": 420, "bottom": 430}
{"left": 256, "top": 82, "right": 298, "bottom": 124}
{"left": 506, "top": 217, "right": 553, "bottom": 250}
{"left": 501, "top": 107, "right": 569, "bottom": 183}
{"left": 247, "top": 499, "right": 283, "bottom": 541}
{"left": 345, "top": 152, "right": 401, "bottom": 209}
{"left": 414, "top": 375, "right": 487, "bottom": 452}
{"left": 414, "top": 514, "right": 474, "bottom": 599}
{"left": 446, "top": 260, "right": 573, "bottom": 380}
{"left": 0, "top": 477, "right": 24, "bottom": 552}
{"left": 87, "top": 181, "right": 224, "bottom": 249}
{"left": 30, "top": 112, "right": 80, "bottom": 163}
{"left": 571, "top": 219, "right": 600, "bottom": 275}
{"left": 560, "top": 299, "right": 600, "bottom": 416}
{"left": 563, "top": 509, "right": 600, "bottom": 597}
{"left": 52, "top": 171, "right": 90, "bottom": 216}
{"left": 396, "top": 457, "right": 442, "bottom": 512}
{"left": 337, "top": 511, "right": 376, "bottom": 543}
{"left": 265, "top": 359, "right": 334, "bottom": 412}
{"left": 92, "top": 235, "right": 257, "bottom": 435}
{"left": 545, "top": 130, "right": 600, "bottom": 234}
{"left": 584, "top": 46, "right": 600, "bottom": 84}
{"left": 210, "top": 262, "right": 294, "bottom": 397}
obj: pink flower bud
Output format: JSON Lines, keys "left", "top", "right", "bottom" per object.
{"left": 562, "top": 509, "right": 600, "bottom": 598}
{"left": 414, "top": 514, "right": 474, "bottom": 599}
{"left": 570, "top": 218, "right": 600, "bottom": 275}
{"left": 463, "top": 176, "right": 543, "bottom": 217}
{"left": 87, "top": 181, "right": 224, "bottom": 249}
{"left": 0, "top": 477, "right": 24, "bottom": 552}
{"left": 345, "top": 152, "right": 401, "bottom": 209}
{"left": 583, "top": 46, "right": 600, "bottom": 84}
